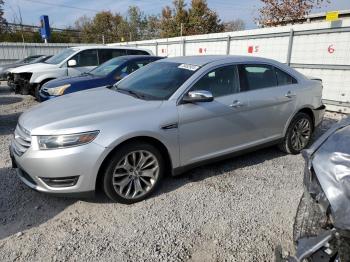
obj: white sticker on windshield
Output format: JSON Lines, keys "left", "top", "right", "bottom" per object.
{"left": 178, "top": 64, "right": 199, "bottom": 71}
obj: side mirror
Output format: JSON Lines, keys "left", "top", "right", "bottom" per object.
{"left": 182, "top": 90, "right": 214, "bottom": 103}
{"left": 67, "top": 59, "right": 77, "bottom": 67}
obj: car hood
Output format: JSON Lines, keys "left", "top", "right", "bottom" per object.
{"left": 304, "top": 116, "right": 350, "bottom": 230}
{"left": 10, "top": 62, "right": 58, "bottom": 73}
{"left": 19, "top": 87, "right": 163, "bottom": 135}
{"left": 44, "top": 74, "right": 106, "bottom": 88}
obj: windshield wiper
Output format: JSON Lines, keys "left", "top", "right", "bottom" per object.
{"left": 81, "top": 72, "right": 93, "bottom": 76}
{"left": 116, "top": 89, "right": 144, "bottom": 99}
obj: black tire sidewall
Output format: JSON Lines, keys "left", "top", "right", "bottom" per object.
{"left": 103, "top": 142, "right": 165, "bottom": 204}
{"left": 285, "top": 113, "right": 313, "bottom": 154}
{"left": 35, "top": 85, "right": 41, "bottom": 101}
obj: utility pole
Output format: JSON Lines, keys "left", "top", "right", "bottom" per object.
{"left": 180, "top": 23, "right": 183, "bottom": 37}
{"left": 102, "top": 34, "right": 105, "bottom": 44}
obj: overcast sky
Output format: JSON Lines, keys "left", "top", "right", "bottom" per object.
{"left": 3, "top": 0, "right": 350, "bottom": 29}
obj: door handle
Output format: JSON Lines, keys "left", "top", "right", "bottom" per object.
{"left": 230, "top": 100, "right": 246, "bottom": 108}
{"left": 285, "top": 91, "right": 296, "bottom": 98}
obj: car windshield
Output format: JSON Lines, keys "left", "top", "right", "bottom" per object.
{"left": 45, "top": 48, "right": 77, "bottom": 64}
{"left": 113, "top": 62, "right": 198, "bottom": 100}
{"left": 90, "top": 57, "right": 127, "bottom": 77}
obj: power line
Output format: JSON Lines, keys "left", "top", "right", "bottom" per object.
{"left": 19, "top": 0, "right": 98, "bottom": 13}
{"left": 6, "top": 22, "right": 81, "bottom": 32}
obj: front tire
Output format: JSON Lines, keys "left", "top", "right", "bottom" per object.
{"left": 34, "top": 84, "right": 41, "bottom": 101}
{"left": 102, "top": 142, "right": 165, "bottom": 204}
{"left": 279, "top": 112, "right": 313, "bottom": 154}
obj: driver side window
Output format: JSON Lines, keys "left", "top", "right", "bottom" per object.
{"left": 190, "top": 65, "right": 239, "bottom": 97}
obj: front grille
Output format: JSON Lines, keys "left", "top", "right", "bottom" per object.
{"left": 12, "top": 124, "right": 31, "bottom": 156}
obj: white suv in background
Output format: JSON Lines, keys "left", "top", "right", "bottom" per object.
{"left": 8, "top": 46, "right": 152, "bottom": 98}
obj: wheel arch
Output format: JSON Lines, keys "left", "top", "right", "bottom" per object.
{"left": 95, "top": 136, "right": 173, "bottom": 191}
{"left": 284, "top": 106, "right": 315, "bottom": 136}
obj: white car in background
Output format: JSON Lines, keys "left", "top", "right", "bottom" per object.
{"left": 7, "top": 46, "right": 152, "bottom": 99}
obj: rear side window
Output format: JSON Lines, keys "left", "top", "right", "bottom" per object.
{"left": 191, "top": 65, "right": 239, "bottom": 97}
{"left": 238, "top": 64, "right": 277, "bottom": 91}
{"left": 275, "top": 67, "right": 297, "bottom": 85}
{"left": 127, "top": 50, "right": 150, "bottom": 55}
{"left": 73, "top": 49, "right": 98, "bottom": 67}
{"left": 98, "top": 49, "right": 127, "bottom": 64}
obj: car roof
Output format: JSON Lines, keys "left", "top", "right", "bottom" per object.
{"left": 114, "top": 55, "right": 162, "bottom": 61}
{"left": 161, "top": 55, "right": 279, "bottom": 66}
{"left": 70, "top": 45, "right": 151, "bottom": 52}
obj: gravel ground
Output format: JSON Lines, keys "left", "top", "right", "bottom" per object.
{"left": 0, "top": 83, "right": 347, "bottom": 262}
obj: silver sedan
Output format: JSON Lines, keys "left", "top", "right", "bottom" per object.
{"left": 10, "top": 55, "right": 325, "bottom": 203}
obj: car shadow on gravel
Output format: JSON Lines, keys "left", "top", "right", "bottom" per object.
{"left": 0, "top": 112, "right": 22, "bottom": 135}
{"left": 0, "top": 167, "right": 76, "bottom": 240}
{"left": 0, "top": 96, "right": 23, "bottom": 105}
{"left": 0, "top": 86, "right": 12, "bottom": 94}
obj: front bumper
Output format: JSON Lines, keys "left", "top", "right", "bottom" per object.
{"left": 10, "top": 139, "right": 106, "bottom": 195}
{"left": 39, "top": 90, "right": 58, "bottom": 101}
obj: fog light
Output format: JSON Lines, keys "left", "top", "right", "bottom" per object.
{"left": 40, "top": 176, "right": 79, "bottom": 188}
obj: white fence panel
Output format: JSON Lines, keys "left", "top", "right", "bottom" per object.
{"left": 292, "top": 33, "right": 350, "bottom": 65}
{"left": 229, "top": 36, "right": 290, "bottom": 63}
{"left": 0, "top": 42, "right": 90, "bottom": 64}
{"left": 185, "top": 40, "right": 227, "bottom": 56}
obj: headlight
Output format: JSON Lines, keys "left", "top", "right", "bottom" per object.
{"left": 37, "top": 131, "right": 99, "bottom": 150}
{"left": 47, "top": 84, "right": 71, "bottom": 96}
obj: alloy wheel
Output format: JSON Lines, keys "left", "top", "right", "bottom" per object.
{"left": 112, "top": 150, "right": 159, "bottom": 199}
{"left": 291, "top": 118, "right": 311, "bottom": 151}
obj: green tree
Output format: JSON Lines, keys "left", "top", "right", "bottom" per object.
{"left": 75, "top": 11, "right": 126, "bottom": 43}
{"left": 160, "top": 0, "right": 223, "bottom": 38}
{"left": 127, "top": 6, "right": 147, "bottom": 41}
{"left": 187, "top": 0, "right": 224, "bottom": 35}
{"left": 144, "top": 14, "right": 161, "bottom": 39}
{"left": 0, "top": 0, "right": 8, "bottom": 35}
{"left": 160, "top": 5, "right": 176, "bottom": 37}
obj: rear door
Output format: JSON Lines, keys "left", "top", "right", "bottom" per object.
{"left": 237, "top": 64, "right": 298, "bottom": 140}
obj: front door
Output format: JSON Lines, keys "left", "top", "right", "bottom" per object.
{"left": 177, "top": 64, "right": 254, "bottom": 166}
{"left": 67, "top": 49, "right": 99, "bottom": 76}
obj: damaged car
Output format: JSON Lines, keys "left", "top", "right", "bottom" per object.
{"left": 289, "top": 117, "right": 350, "bottom": 262}
{"left": 7, "top": 46, "right": 152, "bottom": 98}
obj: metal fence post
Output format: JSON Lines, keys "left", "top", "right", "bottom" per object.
{"left": 182, "top": 39, "right": 186, "bottom": 56}
{"left": 286, "top": 29, "right": 294, "bottom": 65}
{"left": 226, "top": 36, "right": 231, "bottom": 55}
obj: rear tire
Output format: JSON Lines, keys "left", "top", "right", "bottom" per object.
{"left": 279, "top": 112, "right": 313, "bottom": 154}
{"left": 102, "top": 142, "right": 165, "bottom": 204}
